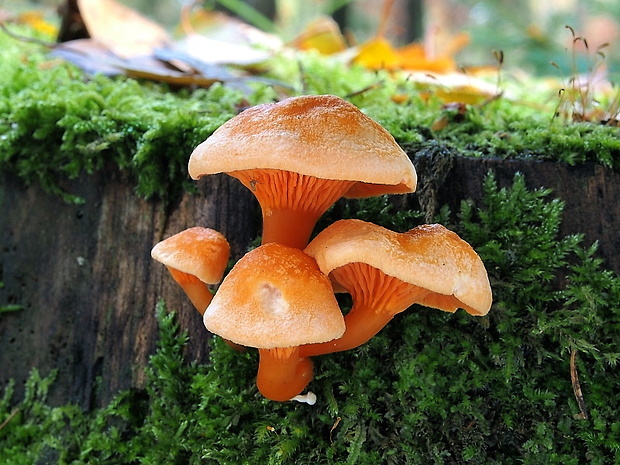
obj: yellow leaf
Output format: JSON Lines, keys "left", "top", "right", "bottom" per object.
{"left": 435, "top": 86, "right": 492, "bottom": 104}
{"left": 352, "top": 37, "right": 400, "bottom": 70}
{"left": 408, "top": 72, "right": 498, "bottom": 104}
{"left": 396, "top": 42, "right": 456, "bottom": 74}
{"left": 17, "top": 11, "right": 58, "bottom": 37}
{"left": 289, "top": 16, "right": 347, "bottom": 55}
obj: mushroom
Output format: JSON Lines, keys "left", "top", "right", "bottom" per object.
{"left": 301, "top": 219, "right": 492, "bottom": 356}
{"left": 188, "top": 94, "right": 417, "bottom": 249}
{"left": 203, "top": 242, "right": 345, "bottom": 401}
{"left": 151, "top": 227, "right": 230, "bottom": 315}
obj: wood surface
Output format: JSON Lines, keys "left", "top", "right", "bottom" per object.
{"left": 0, "top": 170, "right": 258, "bottom": 408}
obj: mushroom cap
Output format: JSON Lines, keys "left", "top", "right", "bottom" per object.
{"left": 151, "top": 227, "right": 230, "bottom": 284}
{"left": 188, "top": 94, "right": 417, "bottom": 197}
{"left": 304, "top": 219, "right": 492, "bottom": 315}
{"left": 203, "top": 243, "right": 345, "bottom": 348}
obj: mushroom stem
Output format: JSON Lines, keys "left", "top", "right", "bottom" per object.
{"left": 166, "top": 267, "right": 213, "bottom": 315}
{"left": 260, "top": 207, "right": 324, "bottom": 249}
{"left": 256, "top": 347, "right": 314, "bottom": 402}
{"left": 300, "top": 303, "right": 396, "bottom": 356}
{"left": 232, "top": 169, "right": 355, "bottom": 249}
{"left": 167, "top": 267, "right": 245, "bottom": 352}
{"left": 300, "top": 262, "right": 429, "bottom": 357}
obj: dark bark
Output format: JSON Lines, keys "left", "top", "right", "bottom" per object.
{"left": 0, "top": 170, "right": 258, "bottom": 408}
{"left": 413, "top": 151, "right": 620, "bottom": 273}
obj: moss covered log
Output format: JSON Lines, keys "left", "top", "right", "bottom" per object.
{"left": 2, "top": 174, "right": 619, "bottom": 464}
{"left": 1, "top": 27, "right": 620, "bottom": 206}
{"left": 1, "top": 26, "right": 620, "bottom": 465}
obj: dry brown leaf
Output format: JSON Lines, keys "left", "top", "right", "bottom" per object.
{"left": 52, "top": 38, "right": 229, "bottom": 86}
{"left": 51, "top": 37, "right": 291, "bottom": 93}
{"left": 51, "top": 38, "right": 126, "bottom": 75}
{"left": 77, "top": 0, "right": 170, "bottom": 58}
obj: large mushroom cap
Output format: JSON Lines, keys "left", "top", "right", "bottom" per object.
{"left": 204, "top": 243, "right": 345, "bottom": 348}
{"left": 151, "top": 227, "right": 230, "bottom": 284}
{"left": 188, "top": 94, "right": 417, "bottom": 197}
{"left": 304, "top": 219, "right": 492, "bottom": 315}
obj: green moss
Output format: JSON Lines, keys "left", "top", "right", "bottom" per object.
{"left": 2, "top": 173, "right": 619, "bottom": 464}
{"left": 0, "top": 71, "right": 243, "bottom": 204}
{"left": 0, "top": 28, "right": 254, "bottom": 203}
{"left": 433, "top": 109, "right": 620, "bottom": 167}
{"left": 2, "top": 29, "right": 619, "bottom": 205}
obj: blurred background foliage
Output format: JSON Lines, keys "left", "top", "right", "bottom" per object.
{"left": 5, "top": 0, "right": 620, "bottom": 78}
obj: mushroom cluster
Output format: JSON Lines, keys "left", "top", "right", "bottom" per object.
{"left": 151, "top": 94, "right": 492, "bottom": 403}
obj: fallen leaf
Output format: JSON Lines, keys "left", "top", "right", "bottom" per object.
{"left": 176, "top": 7, "right": 281, "bottom": 67}
{"left": 396, "top": 42, "right": 456, "bottom": 74}
{"left": 51, "top": 37, "right": 291, "bottom": 93}
{"left": 407, "top": 71, "right": 499, "bottom": 104}
{"left": 174, "top": 33, "right": 272, "bottom": 67}
{"left": 351, "top": 37, "right": 400, "bottom": 70}
{"left": 50, "top": 38, "right": 126, "bottom": 76}
{"left": 17, "top": 11, "right": 58, "bottom": 37}
{"left": 77, "top": 0, "right": 171, "bottom": 57}
{"left": 179, "top": 8, "right": 280, "bottom": 49}
{"left": 51, "top": 38, "right": 233, "bottom": 87}
{"left": 288, "top": 16, "right": 347, "bottom": 55}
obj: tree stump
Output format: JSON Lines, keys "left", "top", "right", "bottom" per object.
{"left": 414, "top": 153, "right": 620, "bottom": 273}
{"left": 0, "top": 170, "right": 258, "bottom": 408}
{"left": 1, "top": 154, "right": 618, "bottom": 409}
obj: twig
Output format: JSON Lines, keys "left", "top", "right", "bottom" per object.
{"left": 346, "top": 81, "right": 383, "bottom": 99}
{"left": 0, "top": 408, "right": 20, "bottom": 431}
{"left": 0, "top": 20, "right": 56, "bottom": 48}
{"left": 329, "top": 416, "right": 341, "bottom": 444}
{"left": 570, "top": 349, "right": 588, "bottom": 420}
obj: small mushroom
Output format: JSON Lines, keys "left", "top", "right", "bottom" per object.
{"left": 188, "top": 94, "right": 417, "bottom": 249}
{"left": 301, "top": 219, "right": 492, "bottom": 356}
{"left": 151, "top": 227, "right": 230, "bottom": 315}
{"left": 203, "top": 243, "right": 345, "bottom": 401}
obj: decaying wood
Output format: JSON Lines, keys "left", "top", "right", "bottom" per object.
{"left": 0, "top": 154, "right": 618, "bottom": 409}
{"left": 429, "top": 156, "right": 620, "bottom": 273}
{"left": 0, "top": 170, "right": 258, "bottom": 408}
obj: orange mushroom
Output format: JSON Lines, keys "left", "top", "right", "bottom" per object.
{"left": 203, "top": 243, "right": 345, "bottom": 402}
{"left": 188, "top": 94, "right": 417, "bottom": 249}
{"left": 301, "top": 219, "right": 492, "bottom": 356}
{"left": 151, "top": 227, "right": 230, "bottom": 315}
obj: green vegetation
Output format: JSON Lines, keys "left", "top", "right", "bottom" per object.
{"left": 1, "top": 28, "right": 619, "bottom": 205}
{"left": 2, "top": 24, "right": 619, "bottom": 464}
{"left": 0, "top": 28, "right": 248, "bottom": 203}
{"left": 1, "top": 173, "right": 619, "bottom": 464}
